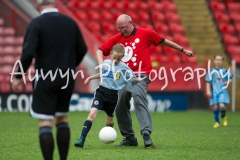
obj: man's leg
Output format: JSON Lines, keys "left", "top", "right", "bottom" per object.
{"left": 115, "top": 85, "right": 138, "bottom": 146}
{"left": 131, "top": 77, "right": 153, "bottom": 147}
{"left": 39, "top": 120, "right": 54, "bottom": 160}
{"left": 55, "top": 116, "right": 70, "bottom": 160}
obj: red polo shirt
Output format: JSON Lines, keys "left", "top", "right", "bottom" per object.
{"left": 99, "top": 27, "right": 164, "bottom": 75}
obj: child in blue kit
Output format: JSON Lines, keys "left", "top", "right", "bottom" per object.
{"left": 205, "top": 54, "right": 233, "bottom": 128}
{"left": 74, "top": 44, "right": 141, "bottom": 148}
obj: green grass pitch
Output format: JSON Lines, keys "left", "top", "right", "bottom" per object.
{"left": 0, "top": 111, "right": 240, "bottom": 160}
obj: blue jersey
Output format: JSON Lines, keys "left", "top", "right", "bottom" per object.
{"left": 100, "top": 60, "right": 137, "bottom": 90}
{"left": 205, "top": 67, "right": 233, "bottom": 105}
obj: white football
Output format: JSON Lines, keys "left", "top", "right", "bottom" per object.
{"left": 99, "top": 126, "right": 117, "bottom": 144}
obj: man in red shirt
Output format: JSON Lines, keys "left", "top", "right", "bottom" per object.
{"left": 96, "top": 14, "right": 193, "bottom": 148}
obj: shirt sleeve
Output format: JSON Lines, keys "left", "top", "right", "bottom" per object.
{"left": 99, "top": 35, "right": 118, "bottom": 56}
{"left": 147, "top": 29, "right": 164, "bottom": 46}
{"left": 15, "top": 19, "right": 39, "bottom": 79}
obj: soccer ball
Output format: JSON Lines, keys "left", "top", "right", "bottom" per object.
{"left": 99, "top": 126, "right": 117, "bottom": 144}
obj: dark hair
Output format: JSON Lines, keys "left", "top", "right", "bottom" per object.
{"left": 111, "top": 44, "right": 125, "bottom": 56}
{"left": 214, "top": 54, "right": 224, "bottom": 60}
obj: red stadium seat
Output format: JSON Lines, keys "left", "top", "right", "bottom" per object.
{"left": 3, "top": 27, "right": 15, "bottom": 36}
{"left": 87, "top": 10, "right": 100, "bottom": 20}
{"left": 166, "top": 12, "right": 181, "bottom": 23}
{"left": 102, "top": 22, "right": 116, "bottom": 32}
{"left": 151, "top": 55, "right": 168, "bottom": 64}
{"left": 169, "top": 24, "right": 185, "bottom": 35}
{"left": 226, "top": 45, "right": 240, "bottom": 56}
{"left": 162, "top": 1, "right": 177, "bottom": 12}
{"left": 2, "top": 46, "right": 15, "bottom": 54}
{"left": 151, "top": 11, "right": 165, "bottom": 22}
{"left": 173, "top": 34, "right": 189, "bottom": 46}
{"left": 75, "top": 10, "right": 87, "bottom": 20}
{"left": 100, "top": 10, "right": 113, "bottom": 20}
{"left": 101, "top": 33, "right": 114, "bottom": 42}
{"left": 112, "top": 11, "right": 122, "bottom": 20}
{"left": 229, "top": 13, "right": 240, "bottom": 22}
{"left": 138, "top": 11, "right": 150, "bottom": 21}
{"left": 3, "top": 36, "right": 15, "bottom": 45}
{"left": 218, "top": 23, "right": 235, "bottom": 35}
{"left": 154, "top": 23, "right": 169, "bottom": 34}
{"left": 14, "top": 46, "right": 22, "bottom": 55}
{"left": 214, "top": 12, "right": 230, "bottom": 23}
{"left": 118, "top": 1, "right": 136, "bottom": 9}
{"left": 126, "top": 11, "right": 138, "bottom": 21}
{"left": 182, "top": 56, "right": 197, "bottom": 64}
{"left": 150, "top": 46, "right": 162, "bottom": 54}
{"left": 87, "top": 21, "right": 101, "bottom": 32}
{"left": 135, "top": 1, "right": 148, "bottom": 10}
{"left": 2, "top": 65, "right": 14, "bottom": 73}
{"left": 67, "top": 0, "right": 79, "bottom": 8}
{"left": 1, "top": 55, "right": 16, "bottom": 65}
{"left": 139, "top": 22, "right": 153, "bottom": 29}
{"left": 167, "top": 55, "right": 181, "bottom": 63}
{"left": 222, "top": 34, "right": 239, "bottom": 45}
{"left": 227, "top": 2, "right": 240, "bottom": 11}
{"left": 235, "top": 23, "right": 240, "bottom": 33}
{"left": 210, "top": 2, "right": 226, "bottom": 12}
{"left": 14, "top": 37, "right": 24, "bottom": 45}
{"left": 231, "top": 55, "right": 240, "bottom": 64}
{"left": 163, "top": 46, "right": 178, "bottom": 55}
{"left": 147, "top": 1, "right": 163, "bottom": 10}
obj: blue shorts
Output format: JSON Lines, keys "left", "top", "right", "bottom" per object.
{"left": 210, "top": 92, "right": 230, "bottom": 106}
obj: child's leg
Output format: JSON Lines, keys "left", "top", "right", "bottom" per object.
{"left": 80, "top": 108, "right": 99, "bottom": 138}
{"left": 74, "top": 108, "right": 99, "bottom": 148}
{"left": 106, "top": 115, "right": 114, "bottom": 127}
{"left": 213, "top": 104, "right": 220, "bottom": 124}
{"left": 219, "top": 103, "right": 227, "bottom": 126}
{"left": 219, "top": 103, "right": 226, "bottom": 118}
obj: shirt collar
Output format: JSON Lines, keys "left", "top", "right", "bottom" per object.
{"left": 41, "top": 8, "right": 59, "bottom": 15}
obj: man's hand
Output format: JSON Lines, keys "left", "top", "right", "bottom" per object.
{"left": 12, "top": 78, "right": 22, "bottom": 92}
{"left": 132, "top": 78, "right": 142, "bottom": 82}
{"left": 183, "top": 49, "right": 194, "bottom": 57}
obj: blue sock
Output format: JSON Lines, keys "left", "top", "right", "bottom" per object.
{"left": 80, "top": 120, "right": 92, "bottom": 139}
{"left": 214, "top": 108, "right": 220, "bottom": 123}
{"left": 220, "top": 107, "right": 226, "bottom": 118}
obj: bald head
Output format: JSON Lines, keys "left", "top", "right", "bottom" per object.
{"left": 116, "top": 14, "right": 132, "bottom": 24}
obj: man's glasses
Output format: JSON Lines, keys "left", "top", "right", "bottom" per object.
{"left": 117, "top": 22, "right": 130, "bottom": 31}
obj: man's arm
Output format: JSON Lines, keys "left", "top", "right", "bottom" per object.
{"left": 96, "top": 49, "right": 104, "bottom": 65}
{"left": 12, "top": 20, "right": 39, "bottom": 91}
{"left": 161, "top": 39, "right": 194, "bottom": 57}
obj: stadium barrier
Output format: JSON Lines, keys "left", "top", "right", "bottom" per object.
{"left": 0, "top": 93, "right": 188, "bottom": 113}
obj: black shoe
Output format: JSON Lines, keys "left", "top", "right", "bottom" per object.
{"left": 74, "top": 136, "right": 85, "bottom": 148}
{"left": 143, "top": 133, "right": 153, "bottom": 148}
{"left": 116, "top": 137, "right": 138, "bottom": 146}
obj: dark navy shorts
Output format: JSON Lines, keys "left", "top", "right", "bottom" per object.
{"left": 91, "top": 85, "right": 118, "bottom": 117}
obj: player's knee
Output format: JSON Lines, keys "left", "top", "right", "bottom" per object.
{"left": 219, "top": 104, "right": 225, "bottom": 108}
